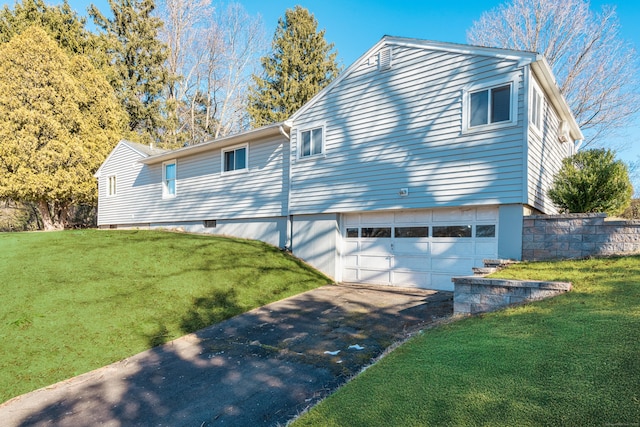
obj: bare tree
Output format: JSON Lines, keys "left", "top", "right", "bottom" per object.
{"left": 157, "top": 0, "right": 266, "bottom": 144}
{"left": 467, "top": 0, "right": 640, "bottom": 147}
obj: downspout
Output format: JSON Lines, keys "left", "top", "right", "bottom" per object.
{"left": 279, "top": 124, "right": 293, "bottom": 251}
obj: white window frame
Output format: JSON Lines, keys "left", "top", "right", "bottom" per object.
{"left": 530, "top": 80, "right": 544, "bottom": 134}
{"left": 162, "top": 160, "right": 177, "bottom": 199}
{"left": 107, "top": 175, "right": 117, "bottom": 197}
{"left": 297, "top": 124, "right": 325, "bottom": 159}
{"left": 462, "top": 77, "right": 518, "bottom": 133}
{"left": 221, "top": 144, "right": 249, "bottom": 175}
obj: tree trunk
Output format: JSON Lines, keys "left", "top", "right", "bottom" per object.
{"left": 37, "top": 200, "right": 65, "bottom": 231}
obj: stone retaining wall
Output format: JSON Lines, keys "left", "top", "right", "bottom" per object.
{"left": 522, "top": 213, "right": 640, "bottom": 261}
{"left": 452, "top": 277, "right": 572, "bottom": 315}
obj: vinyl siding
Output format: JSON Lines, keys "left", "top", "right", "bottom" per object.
{"left": 290, "top": 45, "right": 527, "bottom": 215}
{"left": 96, "top": 136, "right": 289, "bottom": 225}
{"left": 526, "top": 76, "right": 574, "bottom": 214}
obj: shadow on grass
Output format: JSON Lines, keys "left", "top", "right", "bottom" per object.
{"left": 2, "top": 285, "right": 453, "bottom": 427}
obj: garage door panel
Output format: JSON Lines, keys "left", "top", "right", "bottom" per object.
{"left": 394, "top": 210, "right": 431, "bottom": 223}
{"left": 360, "top": 268, "right": 391, "bottom": 283}
{"left": 343, "top": 268, "right": 358, "bottom": 282}
{"left": 360, "top": 239, "right": 392, "bottom": 253}
{"left": 344, "top": 255, "right": 358, "bottom": 268}
{"left": 431, "top": 257, "right": 475, "bottom": 274}
{"left": 477, "top": 207, "right": 498, "bottom": 220}
{"left": 394, "top": 240, "right": 429, "bottom": 254}
{"left": 431, "top": 241, "right": 473, "bottom": 256}
{"left": 393, "top": 255, "right": 430, "bottom": 270}
{"left": 360, "top": 255, "right": 391, "bottom": 268}
{"left": 344, "top": 241, "right": 359, "bottom": 255}
{"left": 393, "top": 270, "right": 430, "bottom": 287}
{"left": 476, "top": 241, "right": 498, "bottom": 255}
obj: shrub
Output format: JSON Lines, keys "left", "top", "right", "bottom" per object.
{"left": 548, "top": 148, "right": 632, "bottom": 216}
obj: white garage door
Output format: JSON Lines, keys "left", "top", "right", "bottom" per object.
{"left": 342, "top": 207, "right": 498, "bottom": 291}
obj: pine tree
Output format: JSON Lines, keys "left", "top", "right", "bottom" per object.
{"left": 247, "top": 6, "right": 340, "bottom": 127}
{"left": 548, "top": 149, "right": 633, "bottom": 216}
{"left": 0, "top": 0, "right": 103, "bottom": 65}
{"left": 90, "top": 0, "right": 170, "bottom": 144}
{"left": 0, "top": 26, "right": 128, "bottom": 230}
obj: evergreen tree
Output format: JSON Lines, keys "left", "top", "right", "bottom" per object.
{"left": 247, "top": 6, "right": 340, "bottom": 127}
{"left": 0, "top": 26, "right": 128, "bottom": 230}
{"left": 548, "top": 149, "right": 633, "bottom": 216}
{"left": 90, "top": 0, "right": 170, "bottom": 143}
{"left": 0, "top": 0, "right": 103, "bottom": 65}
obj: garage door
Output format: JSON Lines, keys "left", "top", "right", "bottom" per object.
{"left": 342, "top": 208, "right": 498, "bottom": 291}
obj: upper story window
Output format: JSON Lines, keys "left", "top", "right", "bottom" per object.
{"left": 163, "top": 160, "right": 176, "bottom": 198}
{"left": 299, "top": 126, "right": 323, "bottom": 158}
{"left": 530, "top": 84, "right": 543, "bottom": 132}
{"left": 463, "top": 79, "right": 517, "bottom": 133}
{"left": 107, "top": 175, "right": 117, "bottom": 197}
{"left": 222, "top": 145, "right": 247, "bottom": 173}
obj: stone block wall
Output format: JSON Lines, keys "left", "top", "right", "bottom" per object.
{"left": 522, "top": 213, "right": 640, "bottom": 261}
{"left": 452, "top": 277, "right": 572, "bottom": 315}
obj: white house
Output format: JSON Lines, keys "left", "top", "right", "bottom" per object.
{"left": 94, "top": 36, "right": 583, "bottom": 291}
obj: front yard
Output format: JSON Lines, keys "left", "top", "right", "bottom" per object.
{"left": 294, "top": 256, "right": 640, "bottom": 426}
{"left": 0, "top": 230, "right": 330, "bottom": 403}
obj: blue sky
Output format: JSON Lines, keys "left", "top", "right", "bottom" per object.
{"left": 4, "top": 0, "right": 640, "bottom": 171}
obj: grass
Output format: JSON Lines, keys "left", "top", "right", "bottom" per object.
{"left": 294, "top": 256, "right": 640, "bottom": 426}
{"left": 0, "top": 229, "right": 330, "bottom": 403}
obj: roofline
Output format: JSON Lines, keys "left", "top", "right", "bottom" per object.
{"left": 139, "top": 122, "right": 292, "bottom": 165}
{"left": 530, "top": 58, "right": 584, "bottom": 141}
{"left": 291, "top": 36, "right": 539, "bottom": 121}
{"left": 94, "top": 140, "right": 151, "bottom": 178}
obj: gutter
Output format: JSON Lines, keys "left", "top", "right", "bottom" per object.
{"left": 279, "top": 122, "right": 294, "bottom": 251}
{"left": 139, "top": 122, "right": 291, "bottom": 165}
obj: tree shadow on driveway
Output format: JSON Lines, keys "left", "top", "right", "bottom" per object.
{"left": 1, "top": 284, "right": 452, "bottom": 426}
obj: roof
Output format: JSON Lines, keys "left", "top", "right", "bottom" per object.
{"left": 290, "top": 35, "right": 583, "bottom": 141}
{"left": 138, "top": 122, "right": 291, "bottom": 165}
{"left": 94, "top": 139, "right": 169, "bottom": 177}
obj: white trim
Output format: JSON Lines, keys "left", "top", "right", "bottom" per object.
{"left": 461, "top": 74, "right": 519, "bottom": 134}
{"left": 107, "top": 175, "right": 117, "bottom": 197}
{"left": 529, "top": 77, "right": 544, "bottom": 135}
{"left": 162, "top": 159, "right": 177, "bottom": 199}
{"left": 221, "top": 143, "right": 249, "bottom": 175}
{"left": 296, "top": 123, "right": 326, "bottom": 160}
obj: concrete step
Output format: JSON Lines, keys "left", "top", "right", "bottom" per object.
{"left": 473, "top": 267, "right": 497, "bottom": 276}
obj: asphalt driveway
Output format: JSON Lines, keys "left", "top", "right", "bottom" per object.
{"left": 0, "top": 284, "right": 453, "bottom": 426}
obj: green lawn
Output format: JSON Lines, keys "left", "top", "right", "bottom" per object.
{"left": 294, "top": 256, "right": 640, "bottom": 426}
{"left": 0, "top": 229, "right": 330, "bottom": 403}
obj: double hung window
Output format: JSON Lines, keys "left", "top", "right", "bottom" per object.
{"left": 163, "top": 160, "right": 176, "bottom": 198}
{"left": 107, "top": 175, "right": 117, "bottom": 196}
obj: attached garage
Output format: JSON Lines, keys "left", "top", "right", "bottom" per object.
{"left": 341, "top": 207, "right": 498, "bottom": 291}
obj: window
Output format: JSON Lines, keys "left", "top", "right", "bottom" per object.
{"left": 433, "top": 225, "right": 472, "bottom": 238}
{"left": 531, "top": 86, "right": 543, "bottom": 131}
{"left": 107, "top": 175, "right": 117, "bottom": 196}
{"left": 346, "top": 228, "right": 359, "bottom": 238}
{"left": 222, "top": 145, "right": 247, "bottom": 173}
{"left": 300, "top": 127, "right": 323, "bottom": 158}
{"left": 476, "top": 225, "right": 496, "bottom": 238}
{"left": 361, "top": 227, "right": 391, "bottom": 238}
{"left": 395, "top": 226, "right": 429, "bottom": 238}
{"left": 163, "top": 160, "right": 176, "bottom": 198}
{"left": 468, "top": 83, "right": 513, "bottom": 128}
{"left": 204, "top": 220, "right": 217, "bottom": 228}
